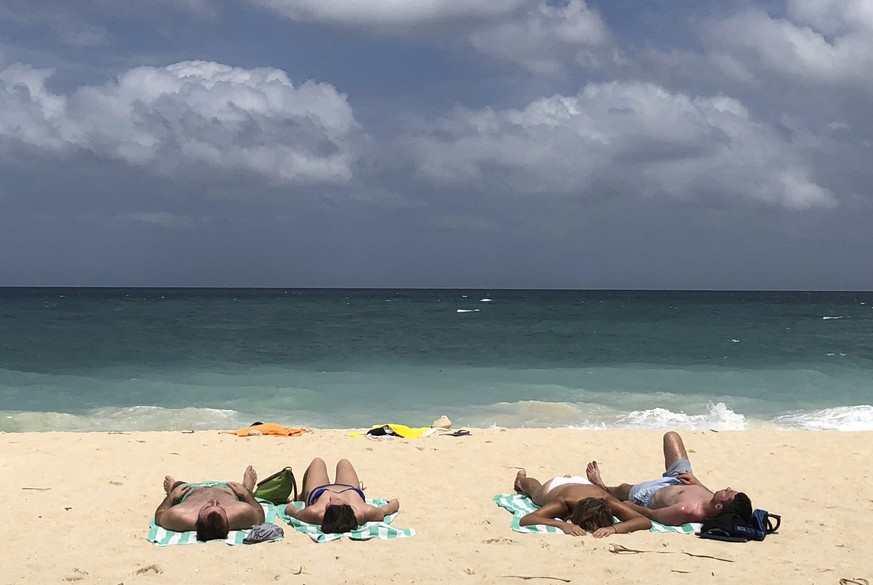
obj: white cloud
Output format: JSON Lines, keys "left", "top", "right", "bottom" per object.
{"left": 0, "top": 64, "right": 68, "bottom": 148}
{"left": 0, "top": 60, "right": 359, "bottom": 184}
{"left": 470, "top": 0, "right": 612, "bottom": 75}
{"left": 249, "top": 0, "right": 613, "bottom": 74}
{"left": 701, "top": 2, "right": 873, "bottom": 90}
{"left": 788, "top": 0, "right": 873, "bottom": 35}
{"left": 402, "top": 81, "right": 836, "bottom": 210}
{"left": 248, "top": 0, "right": 526, "bottom": 28}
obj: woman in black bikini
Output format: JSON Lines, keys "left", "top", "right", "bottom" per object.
{"left": 284, "top": 457, "right": 400, "bottom": 533}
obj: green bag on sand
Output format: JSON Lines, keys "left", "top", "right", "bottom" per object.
{"left": 254, "top": 467, "right": 298, "bottom": 504}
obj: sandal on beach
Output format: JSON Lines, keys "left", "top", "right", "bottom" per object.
{"left": 442, "top": 429, "right": 471, "bottom": 437}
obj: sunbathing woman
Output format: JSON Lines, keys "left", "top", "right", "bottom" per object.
{"left": 514, "top": 469, "right": 651, "bottom": 537}
{"left": 284, "top": 457, "right": 400, "bottom": 533}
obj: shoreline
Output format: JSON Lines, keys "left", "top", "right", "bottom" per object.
{"left": 4, "top": 403, "right": 873, "bottom": 432}
{"left": 5, "top": 428, "right": 872, "bottom": 584}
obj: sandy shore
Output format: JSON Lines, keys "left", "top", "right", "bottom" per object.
{"left": 3, "top": 428, "right": 871, "bottom": 584}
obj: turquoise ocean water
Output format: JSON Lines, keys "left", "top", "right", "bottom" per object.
{"left": 1, "top": 288, "right": 871, "bottom": 432}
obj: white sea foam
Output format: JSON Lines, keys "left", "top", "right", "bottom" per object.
{"left": 5, "top": 401, "right": 873, "bottom": 432}
{"left": 773, "top": 405, "right": 873, "bottom": 431}
{"left": 479, "top": 298, "right": 493, "bottom": 302}
{"left": 469, "top": 400, "right": 611, "bottom": 429}
{"left": 821, "top": 316, "right": 843, "bottom": 320}
{"left": 456, "top": 308, "right": 480, "bottom": 313}
{"left": 468, "top": 399, "right": 752, "bottom": 431}
{"left": 616, "top": 402, "right": 747, "bottom": 431}
{"left": 0, "top": 406, "right": 245, "bottom": 432}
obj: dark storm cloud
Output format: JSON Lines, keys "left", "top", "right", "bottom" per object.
{"left": 0, "top": 0, "right": 870, "bottom": 288}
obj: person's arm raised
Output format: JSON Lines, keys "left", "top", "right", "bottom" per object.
{"left": 285, "top": 503, "right": 322, "bottom": 524}
{"left": 361, "top": 499, "right": 400, "bottom": 523}
{"left": 283, "top": 502, "right": 302, "bottom": 519}
{"left": 379, "top": 499, "right": 400, "bottom": 517}
{"left": 285, "top": 502, "right": 324, "bottom": 524}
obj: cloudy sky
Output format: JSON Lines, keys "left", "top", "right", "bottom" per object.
{"left": 1, "top": 0, "right": 871, "bottom": 289}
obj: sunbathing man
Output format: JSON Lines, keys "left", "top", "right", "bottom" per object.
{"left": 586, "top": 431, "right": 752, "bottom": 526}
{"left": 513, "top": 469, "right": 651, "bottom": 536}
{"left": 154, "top": 465, "right": 266, "bottom": 541}
{"left": 284, "top": 457, "right": 399, "bottom": 533}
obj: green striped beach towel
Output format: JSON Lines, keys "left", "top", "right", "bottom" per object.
{"left": 493, "top": 494, "right": 701, "bottom": 535}
{"left": 278, "top": 499, "right": 415, "bottom": 543}
{"left": 147, "top": 500, "right": 279, "bottom": 546}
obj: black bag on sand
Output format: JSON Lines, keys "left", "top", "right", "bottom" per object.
{"left": 698, "top": 509, "right": 781, "bottom": 542}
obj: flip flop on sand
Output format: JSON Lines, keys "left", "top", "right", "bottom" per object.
{"left": 441, "top": 429, "right": 471, "bottom": 437}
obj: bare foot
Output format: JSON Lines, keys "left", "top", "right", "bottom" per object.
{"left": 586, "top": 461, "right": 607, "bottom": 490}
{"left": 514, "top": 469, "right": 527, "bottom": 494}
{"left": 243, "top": 465, "right": 257, "bottom": 491}
{"left": 163, "top": 475, "right": 176, "bottom": 494}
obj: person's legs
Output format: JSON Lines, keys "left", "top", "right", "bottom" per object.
{"left": 242, "top": 465, "right": 257, "bottom": 492}
{"left": 514, "top": 469, "right": 553, "bottom": 506}
{"left": 585, "top": 461, "right": 633, "bottom": 500}
{"left": 301, "top": 457, "right": 331, "bottom": 502}
{"left": 163, "top": 476, "right": 187, "bottom": 494}
{"left": 662, "top": 431, "right": 690, "bottom": 470}
{"left": 334, "top": 458, "right": 361, "bottom": 487}
{"left": 608, "top": 483, "right": 633, "bottom": 500}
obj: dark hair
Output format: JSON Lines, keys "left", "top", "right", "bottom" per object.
{"left": 195, "top": 510, "right": 230, "bottom": 541}
{"left": 569, "top": 498, "right": 613, "bottom": 532}
{"left": 725, "top": 492, "right": 753, "bottom": 521}
{"left": 322, "top": 503, "right": 358, "bottom": 534}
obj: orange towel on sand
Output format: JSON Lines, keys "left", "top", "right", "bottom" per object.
{"left": 220, "top": 423, "right": 307, "bottom": 437}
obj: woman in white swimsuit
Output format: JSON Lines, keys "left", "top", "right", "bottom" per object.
{"left": 513, "top": 470, "right": 651, "bottom": 537}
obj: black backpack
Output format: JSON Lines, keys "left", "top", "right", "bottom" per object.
{"left": 698, "top": 509, "right": 781, "bottom": 542}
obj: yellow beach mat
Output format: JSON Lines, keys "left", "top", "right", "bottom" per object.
{"left": 220, "top": 423, "right": 308, "bottom": 437}
{"left": 349, "top": 423, "right": 433, "bottom": 439}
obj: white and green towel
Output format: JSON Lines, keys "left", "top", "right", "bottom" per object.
{"left": 147, "top": 500, "right": 278, "bottom": 546}
{"left": 493, "top": 493, "right": 701, "bottom": 535}
{"left": 278, "top": 499, "right": 415, "bottom": 543}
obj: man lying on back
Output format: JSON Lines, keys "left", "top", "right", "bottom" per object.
{"left": 586, "top": 431, "right": 752, "bottom": 525}
{"left": 154, "top": 465, "right": 265, "bottom": 541}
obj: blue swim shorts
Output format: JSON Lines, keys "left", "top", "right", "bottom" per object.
{"left": 627, "top": 459, "right": 692, "bottom": 509}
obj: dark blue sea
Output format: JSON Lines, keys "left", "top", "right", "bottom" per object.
{"left": 1, "top": 288, "right": 871, "bottom": 431}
